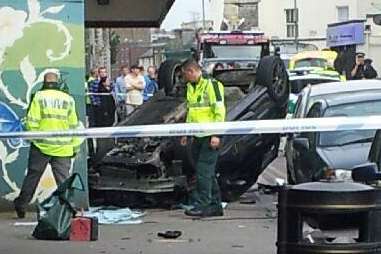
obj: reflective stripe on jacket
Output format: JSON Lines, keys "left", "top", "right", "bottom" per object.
{"left": 26, "top": 89, "right": 81, "bottom": 157}
{"left": 186, "top": 77, "right": 226, "bottom": 124}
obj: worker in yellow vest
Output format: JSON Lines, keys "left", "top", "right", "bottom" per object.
{"left": 14, "top": 72, "right": 82, "bottom": 218}
{"left": 180, "top": 60, "right": 226, "bottom": 217}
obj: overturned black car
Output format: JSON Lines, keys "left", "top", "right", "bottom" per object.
{"left": 89, "top": 32, "right": 290, "bottom": 207}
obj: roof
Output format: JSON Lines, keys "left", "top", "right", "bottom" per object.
{"left": 289, "top": 50, "right": 338, "bottom": 69}
{"left": 140, "top": 48, "right": 154, "bottom": 58}
{"left": 289, "top": 73, "right": 340, "bottom": 82}
{"left": 202, "top": 31, "right": 265, "bottom": 35}
{"left": 291, "top": 51, "right": 337, "bottom": 61}
{"left": 324, "top": 90, "right": 381, "bottom": 107}
{"left": 85, "top": 0, "right": 175, "bottom": 28}
{"left": 309, "top": 80, "right": 381, "bottom": 98}
{"left": 328, "top": 19, "right": 366, "bottom": 27}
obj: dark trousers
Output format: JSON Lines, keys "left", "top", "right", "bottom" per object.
{"left": 189, "top": 137, "right": 222, "bottom": 210}
{"left": 14, "top": 144, "right": 71, "bottom": 210}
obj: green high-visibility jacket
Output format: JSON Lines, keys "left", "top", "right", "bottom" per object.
{"left": 26, "top": 89, "right": 82, "bottom": 157}
{"left": 186, "top": 77, "right": 226, "bottom": 124}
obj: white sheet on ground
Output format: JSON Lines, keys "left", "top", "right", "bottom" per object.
{"left": 84, "top": 206, "right": 145, "bottom": 225}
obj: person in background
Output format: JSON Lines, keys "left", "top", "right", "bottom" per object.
{"left": 350, "top": 53, "right": 366, "bottom": 80}
{"left": 124, "top": 65, "right": 145, "bottom": 115}
{"left": 89, "top": 67, "right": 116, "bottom": 127}
{"left": 364, "top": 58, "right": 378, "bottom": 79}
{"left": 86, "top": 68, "right": 98, "bottom": 125}
{"left": 143, "top": 65, "right": 159, "bottom": 102}
{"left": 86, "top": 68, "right": 98, "bottom": 157}
{"left": 14, "top": 72, "right": 82, "bottom": 218}
{"left": 214, "top": 63, "right": 224, "bottom": 71}
{"left": 114, "top": 65, "right": 130, "bottom": 121}
{"left": 213, "top": 63, "right": 224, "bottom": 76}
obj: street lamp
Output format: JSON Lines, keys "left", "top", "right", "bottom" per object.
{"left": 202, "top": 0, "right": 206, "bottom": 30}
{"left": 294, "top": 0, "right": 299, "bottom": 51}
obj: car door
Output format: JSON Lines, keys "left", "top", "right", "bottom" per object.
{"left": 369, "top": 130, "right": 381, "bottom": 170}
{"left": 285, "top": 94, "right": 304, "bottom": 183}
{"left": 291, "top": 101, "right": 324, "bottom": 183}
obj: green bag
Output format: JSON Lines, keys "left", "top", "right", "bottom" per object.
{"left": 32, "top": 173, "right": 85, "bottom": 240}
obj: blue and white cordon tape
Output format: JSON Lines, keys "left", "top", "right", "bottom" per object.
{"left": 0, "top": 116, "right": 380, "bottom": 140}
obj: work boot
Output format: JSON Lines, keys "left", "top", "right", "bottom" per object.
{"left": 14, "top": 203, "right": 26, "bottom": 219}
{"left": 184, "top": 208, "right": 204, "bottom": 217}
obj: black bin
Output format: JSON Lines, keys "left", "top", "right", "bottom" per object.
{"left": 277, "top": 182, "right": 381, "bottom": 254}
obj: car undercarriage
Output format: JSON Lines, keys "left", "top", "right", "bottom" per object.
{"left": 89, "top": 44, "right": 290, "bottom": 208}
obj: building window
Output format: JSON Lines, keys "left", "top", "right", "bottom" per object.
{"left": 337, "top": 6, "right": 349, "bottom": 22}
{"left": 287, "top": 24, "right": 297, "bottom": 38}
{"left": 285, "top": 8, "right": 298, "bottom": 38}
{"left": 285, "top": 8, "right": 298, "bottom": 23}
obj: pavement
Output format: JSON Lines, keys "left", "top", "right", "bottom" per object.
{"left": 0, "top": 158, "right": 286, "bottom": 254}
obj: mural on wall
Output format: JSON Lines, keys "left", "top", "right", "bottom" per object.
{"left": 0, "top": 0, "right": 86, "bottom": 205}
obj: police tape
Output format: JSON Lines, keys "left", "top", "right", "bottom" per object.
{"left": 0, "top": 116, "right": 380, "bottom": 140}
{"left": 86, "top": 92, "right": 123, "bottom": 96}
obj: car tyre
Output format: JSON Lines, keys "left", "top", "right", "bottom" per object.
{"left": 158, "top": 60, "right": 183, "bottom": 96}
{"left": 256, "top": 56, "right": 289, "bottom": 104}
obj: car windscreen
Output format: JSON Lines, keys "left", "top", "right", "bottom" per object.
{"left": 294, "top": 58, "right": 327, "bottom": 69}
{"left": 290, "top": 79, "right": 338, "bottom": 94}
{"left": 319, "top": 100, "right": 381, "bottom": 147}
{"left": 205, "top": 45, "right": 262, "bottom": 60}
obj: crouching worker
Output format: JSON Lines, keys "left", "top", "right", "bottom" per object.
{"left": 14, "top": 71, "right": 82, "bottom": 218}
{"left": 180, "top": 60, "right": 226, "bottom": 217}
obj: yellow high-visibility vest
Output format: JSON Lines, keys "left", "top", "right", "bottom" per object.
{"left": 26, "top": 89, "right": 82, "bottom": 157}
{"left": 186, "top": 77, "right": 226, "bottom": 124}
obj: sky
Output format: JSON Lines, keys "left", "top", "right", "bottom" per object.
{"left": 161, "top": 0, "right": 210, "bottom": 30}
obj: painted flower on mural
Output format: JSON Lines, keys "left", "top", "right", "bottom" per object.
{"left": 0, "top": 7, "right": 27, "bottom": 49}
{"left": 0, "top": 0, "right": 76, "bottom": 202}
{"left": 0, "top": 0, "right": 72, "bottom": 109}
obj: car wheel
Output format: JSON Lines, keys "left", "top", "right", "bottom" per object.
{"left": 158, "top": 60, "right": 183, "bottom": 96}
{"left": 256, "top": 56, "right": 289, "bottom": 104}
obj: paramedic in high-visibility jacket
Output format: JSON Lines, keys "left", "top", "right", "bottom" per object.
{"left": 180, "top": 60, "right": 226, "bottom": 217}
{"left": 14, "top": 72, "right": 82, "bottom": 219}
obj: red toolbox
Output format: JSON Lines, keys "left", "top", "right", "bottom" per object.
{"left": 69, "top": 216, "right": 98, "bottom": 241}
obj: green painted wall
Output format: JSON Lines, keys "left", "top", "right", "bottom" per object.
{"left": 0, "top": 0, "right": 87, "bottom": 209}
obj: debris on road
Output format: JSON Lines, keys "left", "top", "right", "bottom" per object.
{"left": 13, "top": 222, "right": 38, "bottom": 227}
{"left": 157, "top": 230, "right": 182, "bottom": 239}
{"left": 232, "top": 244, "right": 245, "bottom": 248}
{"left": 155, "top": 239, "right": 188, "bottom": 243}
